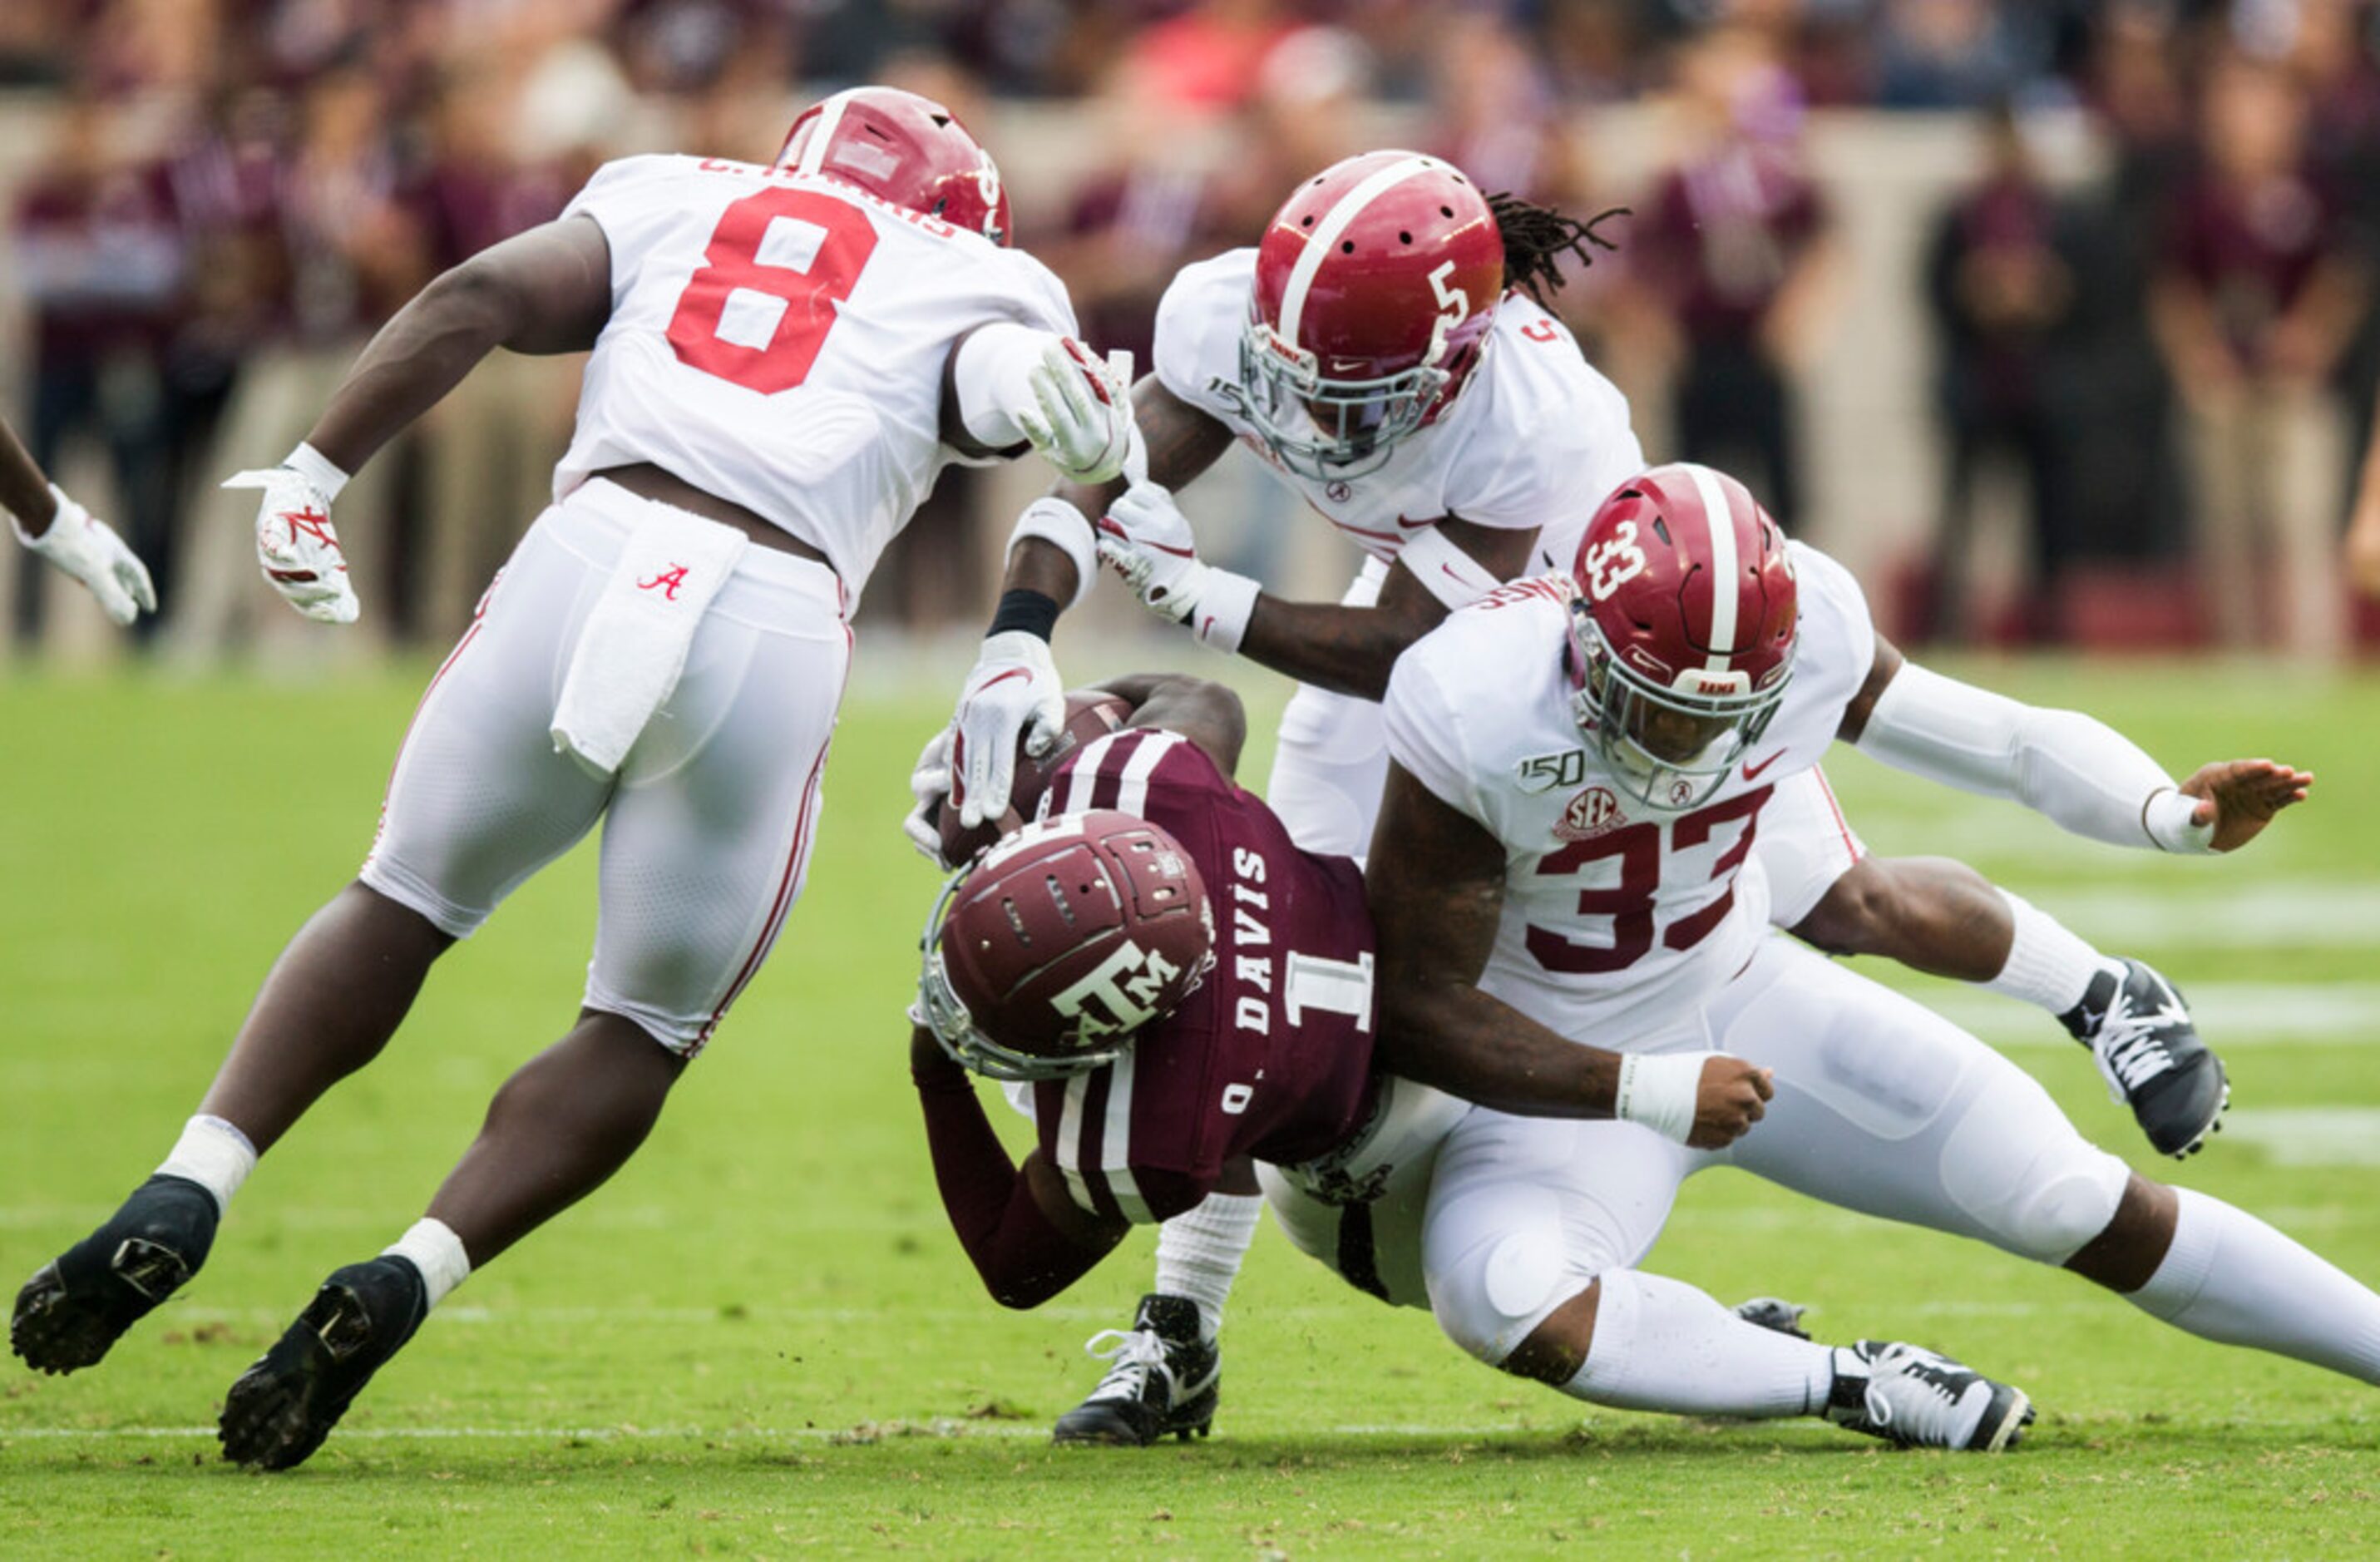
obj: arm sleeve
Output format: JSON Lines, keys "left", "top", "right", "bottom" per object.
{"left": 913, "top": 1056, "right": 1110, "bottom": 1308}
{"left": 1854, "top": 661, "right": 2212, "bottom": 853}
{"left": 949, "top": 319, "right": 1052, "bottom": 448}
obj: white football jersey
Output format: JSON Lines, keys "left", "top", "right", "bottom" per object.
{"left": 554, "top": 155, "right": 1077, "bottom": 601}
{"left": 1152, "top": 249, "right": 1642, "bottom": 577}
{"left": 1380, "top": 541, "right": 1876, "bottom": 1045}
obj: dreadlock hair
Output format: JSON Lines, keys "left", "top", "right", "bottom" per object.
{"left": 1489, "top": 192, "right": 1629, "bottom": 306}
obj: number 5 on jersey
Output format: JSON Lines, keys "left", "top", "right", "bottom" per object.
{"left": 666, "top": 185, "right": 879, "bottom": 393}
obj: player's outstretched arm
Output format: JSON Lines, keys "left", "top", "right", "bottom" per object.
{"left": 1366, "top": 764, "right": 1772, "bottom": 1149}
{"left": 909, "top": 1026, "right": 1129, "bottom": 1307}
{"left": 223, "top": 216, "right": 614, "bottom": 626}
{"left": 946, "top": 378, "right": 1232, "bottom": 828}
{"left": 1100, "top": 497, "right": 1539, "bottom": 700}
{"left": 2, "top": 413, "right": 156, "bottom": 626}
{"left": 1840, "top": 635, "right": 2313, "bottom": 854}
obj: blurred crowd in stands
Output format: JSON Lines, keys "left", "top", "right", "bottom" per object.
{"left": 7, "top": 0, "right": 2380, "bottom": 660}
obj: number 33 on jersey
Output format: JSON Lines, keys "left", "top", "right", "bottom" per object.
{"left": 552, "top": 153, "right": 1079, "bottom": 600}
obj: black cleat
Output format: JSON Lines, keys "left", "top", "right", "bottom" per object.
{"left": 1051, "top": 1293, "right": 1218, "bottom": 1446}
{"left": 1826, "top": 1339, "right": 2033, "bottom": 1451}
{"left": 12, "top": 1174, "right": 219, "bottom": 1374}
{"left": 219, "top": 1256, "right": 427, "bottom": 1471}
{"left": 1734, "top": 1296, "right": 1812, "bottom": 1339}
{"left": 2062, "top": 958, "right": 2229, "bottom": 1159}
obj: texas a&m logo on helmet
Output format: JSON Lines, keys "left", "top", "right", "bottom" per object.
{"left": 1566, "top": 464, "right": 1797, "bottom": 813}
{"left": 918, "top": 811, "right": 1215, "bottom": 1081}
{"left": 1239, "top": 152, "right": 1505, "bottom": 482}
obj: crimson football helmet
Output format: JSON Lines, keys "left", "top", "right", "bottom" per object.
{"left": 1568, "top": 463, "right": 1797, "bottom": 812}
{"left": 919, "top": 810, "right": 1215, "bottom": 1082}
{"left": 776, "top": 86, "right": 1011, "bottom": 246}
{"left": 1242, "top": 151, "right": 1504, "bottom": 480}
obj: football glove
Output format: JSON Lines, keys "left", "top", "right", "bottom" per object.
{"left": 951, "top": 630, "right": 1064, "bottom": 829}
{"left": 1095, "top": 482, "right": 1260, "bottom": 653}
{"left": 1014, "top": 339, "right": 1135, "bottom": 486}
{"left": 10, "top": 484, "right": 156, "bottom": 627}
{"left": 904, "top": 724, "right": 957, "bottom": 866}
{"left": 223, "top": 457, "right": 358, "bottom": 625}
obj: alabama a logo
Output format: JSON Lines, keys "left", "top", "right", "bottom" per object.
{"left": 1553, "top": 786, "right": 1626, "bottom": 842}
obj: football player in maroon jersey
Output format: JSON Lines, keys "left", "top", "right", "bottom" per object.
{"left": 913, "top": 674, "right": 2034, "bottom": 1452}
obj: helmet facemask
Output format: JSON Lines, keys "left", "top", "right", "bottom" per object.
{"left": 1238, "top": 317, "right": 1448, "bottom": 482}
{"left": 1568, "top": 600, "right": 1790, "bottom": 813}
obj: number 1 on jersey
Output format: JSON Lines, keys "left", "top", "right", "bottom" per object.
{"left": 665, "top": 186, "right": 878, "bottom": 394}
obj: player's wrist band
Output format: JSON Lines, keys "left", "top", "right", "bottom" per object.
{"left": 987, "top": 588, "right": 1060, "bottom": 642}
{"left": 2141, "top": 787, "right": 2217, "bottom": 855}
{"left": 1189, "top": 569, "right": 1260, "bottom": 656}
{"left": 1007, "top": 497, "right": 1098, "bottom": 610}
{"left": 1614, "top": 1051, "right": 1708, "bottom": 1144}
{"left": 284, "top": 442, "right": 351, "bottom": 502}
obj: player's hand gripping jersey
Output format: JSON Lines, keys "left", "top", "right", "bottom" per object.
{"left": 555, "top": 154, "right": 1078, "bottom": 600}
{"left": 1023, "top": 726, "right": 1382, "bottom": 1224}
{"left": 1153, "top": 250, "right": 1643, "bottom": 582}
{"left": 1381, "top": 543, "right": 1874, "bottom": 1045}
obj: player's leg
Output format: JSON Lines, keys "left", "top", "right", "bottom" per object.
{"left": 12, "top": 521, "right": 612, "bottom": 1377}
{"left": 1419, "top": 1108, "right": 2031, "bottom": 1450}
{"left": 1762, "top": 766, "right": 2224, "bottom": 1156}
{"left": 217, "top": 549, "right": 850, "bottom": 1468}
{"left": 1716, "top": 940, "right": 2380, "bottom": 1385}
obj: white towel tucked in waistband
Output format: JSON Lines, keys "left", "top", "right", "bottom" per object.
{"left": 551, "top": 507, "right": 748, "bottom": 779}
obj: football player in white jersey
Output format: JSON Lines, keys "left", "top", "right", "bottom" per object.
{"left": 9, "top": 87, "right": 1137, "bottom": 1471}
{"left": 935, "top": 150, "right": 2227, "bottom": 1444}
{"left": 1316, "top": 462, "right": 2380, "bottom": 1426}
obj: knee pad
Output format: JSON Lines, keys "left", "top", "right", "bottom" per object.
{"left": 1423, "top": 1185, "right": 1579, "bottom": 1366}
{"left": 1939, "top": 1074, "right": 2128, "bottom": 1263}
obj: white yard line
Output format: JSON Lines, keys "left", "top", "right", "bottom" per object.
{"left": 1911, "top": 982, "right": 2380, "bottom": 1046}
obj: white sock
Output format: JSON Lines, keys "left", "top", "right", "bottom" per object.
{"left": 1984, "top": 890, "right": 2115, "bottom": 1017}
{"left": 1153, "top": 1193, "right": 1262, "bottom": 1343}
{"left": 2127, "top": 1188, "right": 2380, "bottom": 1383}
{"left": 155, "top": 1115, "right": 258, "bottom": 1217}
{"left": 383, "top": 1218, "right": 472, "bottom": 1311}
{"left": 1563, "top": 1270, "right": 1836, "bottom": 1419}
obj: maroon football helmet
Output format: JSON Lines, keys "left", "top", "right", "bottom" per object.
{"left": 937, "top": 690, "right": 1133, "bottom": 866}
{"left": 1242, "top": 151, "right": 1504, "bottom": 480}
{"left": 775, "top": 86, "right": 1012, "bottom": 246}
{"left": 1568, "top": 463, "right": 1797, "bottom": 812}
{"left": 919, "top": 810, "right": 1215, "bottom": 1082}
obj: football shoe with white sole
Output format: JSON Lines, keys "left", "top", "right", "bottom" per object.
{"left": 2063, "top": 958, "right": 2229, "bottom": 1159}
{"left": 1825, "top": 1339, "right": 2032, "bottom": 1451}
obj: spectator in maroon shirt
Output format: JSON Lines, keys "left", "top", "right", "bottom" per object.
{"left": 1627, "top": 25, "right": 1837, "bottom": 530}
{"left": 9, "top": 87, "right": 187, "bottom": 646}
{"left": 2150, "top": 49, "right": 2369, "bottom": 661}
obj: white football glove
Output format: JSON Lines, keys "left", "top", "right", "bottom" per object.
{"left": 222, "top": 462, "right": 358, "bottom": 625}
{"left": 1095, "top": 482, "right": 1261, "bottom": 654}
{"left": 904, "top": 724, "right": 956, "bottom": 865}
{"left": 951, "top": 630, "right": 1064, "bottom": 829}
{"left": 10, "top": 484, "right": 156, "bottom": 627}
{"left": 1014, "top": 339, "right": 1135, "bottom": 486}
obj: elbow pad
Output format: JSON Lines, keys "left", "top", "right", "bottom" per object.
{"left": 1859, "top": 662, "right": 2204, "bottom": 851}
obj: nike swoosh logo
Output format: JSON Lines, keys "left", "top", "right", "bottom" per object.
{"left": 1741, "top": 751, "right": 1783, "bottom": 782}
{"left": 1143, "top": 539, "right": 1196, "bottom": 558}
{"left": 975, "top": 669, "right": 1030, "bottom": 694}
{"left": 1395, "top": 513, "right": 1441, "bottom": 530}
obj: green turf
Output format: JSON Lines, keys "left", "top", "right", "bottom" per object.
{"left": 4, "top": 656, "right": 2379, "bottom": 1558}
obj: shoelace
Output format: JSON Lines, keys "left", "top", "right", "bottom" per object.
{"left": 1860, "top": 1345, "right": 1974, "bottom": 1446}
{"left": 2092, "top": 986, "right": 2189, "bottom": 1103}
{"left": 1079, "top": 1327, "right": 1171, "bottom": 1405}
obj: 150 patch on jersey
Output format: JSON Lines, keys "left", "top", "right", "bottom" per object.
{"left": 1516, "top": 749, "right": 1589, "bottom": 793}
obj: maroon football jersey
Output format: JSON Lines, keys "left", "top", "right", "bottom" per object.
{"left": 1029, "top": 726, "right": 1379, "bottom": 1225}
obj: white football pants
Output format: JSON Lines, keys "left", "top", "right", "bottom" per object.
{"left": 360, "top": 478, "right": 852, "bottom": 1054}
{"left": 1262, "top": 936, "right": 2132, "bottom": 1363}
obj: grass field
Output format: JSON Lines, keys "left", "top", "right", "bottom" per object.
{"left": 4, "top": 655, "right": 2379, "bottom": 1559}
